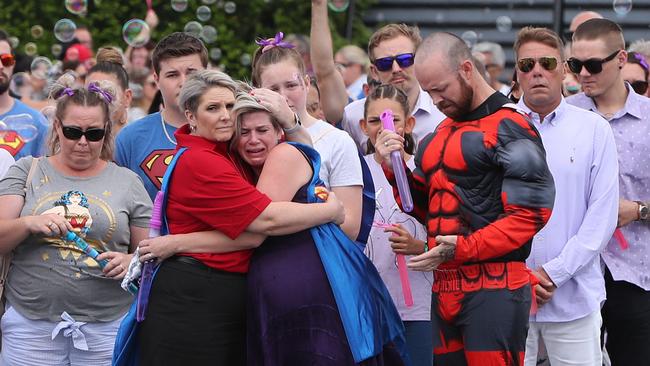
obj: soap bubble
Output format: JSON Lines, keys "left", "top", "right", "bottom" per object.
{"left": 196, "top": 5, "right": 212, "bottom": 22}
{"left": 24, "top": 43, "right": 38, "bottom": 57}
{"left": 8, "top": 37, "right": 19, "bottom": 49}
{"left": 224, "top": 1, "right": 236, "bottom": 14}
{"left": 0, "top": 114, "right": 39, "bottom": 143}
{"left": 30, "top": 57, "right": 53, "bottom": 80}
{"left": 171, "top": 0, "right": 188, "bottom": 12}
{"left": 496, "top": 16, "right": 512, "bottom": 32}
{"left": 240, "top": 53, "right": 251, "bottom": 66}
{"left": 613, "top": 0, "right": 633, "bottom": 16}
{"left": 51, "top": 44, "right": 63, "bottom": 58}
{"left": 30, "top": 25, "right": 44, "bottom": 39}
{"left": 328, "top": 0, "right": 350, "bottom": 12}
{"left": 184, "top": 21, "right": 203, "bottom": 37}
{"left": 122, "top": 19, "right": 151, "bottom": 47}
{"left": 201, "top": 26, "right": 218, "bottom": 44}
{"left": 461, "top": 31, "right": 478, "bottom": 48}
{"left": 209, "top": 48, "right": 222, "bottom": 61}
{"left": 202, "top": 0, "right": 216, "bottom": 4}
{"left": 65, "top": 0, "right": 88, "bottom": 16}
{"left": 54, "top": 19, "right": 77, "bottom": 43}
{"left": 9, "top": 73, "right": 31, "bottom": 98}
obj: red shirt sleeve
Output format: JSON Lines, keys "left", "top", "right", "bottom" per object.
{"left": 166, "top": 148, "right": 272, "bottom": 239}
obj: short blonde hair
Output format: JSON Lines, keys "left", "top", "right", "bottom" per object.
{"left": 514, "top": 27, "right": 565, "bottom": 61}
{"left": 368, "top": 24, "right": 421, "bottom": 61}
{"left": 230, "top": 92, "right": 282, "bottom": 151}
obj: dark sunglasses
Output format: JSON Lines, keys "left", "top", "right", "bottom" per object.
{"left": 61, "top": 125, "right": 106, "bottom": 142}
{"left": 628, "top": 80, "right": 649, "bottom": 95}
{"left": 517, "top": 57, "right": 559, "bottom": 73}
{"left": 0, "top": 53, "right": 15, "bottom": 67}
{"left": 373, "top": 53, "right": 415, "bottom": 72}
{"left": 567, "top": 50, "right": 620, "bottom": 75}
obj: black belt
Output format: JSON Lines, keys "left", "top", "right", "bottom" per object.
{"left": 167, "top": 255, "right": 244, "bottom": 277}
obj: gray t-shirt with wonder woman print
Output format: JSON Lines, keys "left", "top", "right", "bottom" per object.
{"left": 0, "top": 157, "right": 151, "bottom": 322}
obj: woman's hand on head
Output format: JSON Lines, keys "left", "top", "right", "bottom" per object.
{"left": 324, "top": 191, "right": 345, "bottom": 225}
{"left": 375, "top": 130, "right": 405, "bottom": 169}
{"left": 250, "top": 88, "right": 296, "bottom": 129}
{"left": 23, "top": 213, "right": 73, "bottom": 237}
{"left": 97, "top": 251, "right": 133, "bottom": 279}
{"left": 138, "top": 235, "right": 179, "bottom": 264}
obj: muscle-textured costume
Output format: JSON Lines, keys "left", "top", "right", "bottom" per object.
{"left": 384, "top": 93, "right": 555, "bottom": 365}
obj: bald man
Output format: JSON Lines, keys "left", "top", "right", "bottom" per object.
{"left": 569, "top": 11, "right": 603, "bottom": 33}
{"left": 377, "top": 32, "right": 555, "bottom": 366}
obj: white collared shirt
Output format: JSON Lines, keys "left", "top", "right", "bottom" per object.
{"left": 518, "top": 97, "right": 619, "bottom": 322}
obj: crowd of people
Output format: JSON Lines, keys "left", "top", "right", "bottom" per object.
{"left": 0, "top": 2, "right": 648, "bottom": 365}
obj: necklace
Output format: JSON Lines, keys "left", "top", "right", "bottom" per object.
{"left": 160, "top": 113, "right": 177, "bottom": 145}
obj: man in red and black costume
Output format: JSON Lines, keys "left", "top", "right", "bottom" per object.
{"left": 377, "top": 32, "right": 555, "bottom": 366}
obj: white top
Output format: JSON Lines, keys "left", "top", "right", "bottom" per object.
{"left": 363, "top": 154, "right": 432, "bottom": 321}
{"left": 341, "top": 88, "right": 446, "bottom": 154}
{"left": 306, "top": 120, "right": 363, "bottom": 188}
{"left": 0, "top": 148, "right": 15, "bottom": 179}
{"left": 347, "top": 74, "right": 367, "bottom": 101}
{"left": 518, "top": 97, "right": 619, "bottom": 323}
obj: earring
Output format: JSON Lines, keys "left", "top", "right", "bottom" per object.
{"left": 189, "top": 125, "right": 197, "bottom": 133}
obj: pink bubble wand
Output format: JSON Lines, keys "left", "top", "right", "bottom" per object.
{"left": 380, "top": 109, "right": 413, "bottom": 213}
{"left": 614, "top": 228, "right": 629, "bottom": 250}
{"left": 136, "top": 191, "right": 163, "bottom": 322}
{"left": 374, "top": 221, "right": 414, "bottom": 307}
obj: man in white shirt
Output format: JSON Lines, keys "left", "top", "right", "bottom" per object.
{"left": 513, "top": 27, "right": 619, "bottom": 366}
{"left": 341, "top": 24, "right": 446, "bottom": 153}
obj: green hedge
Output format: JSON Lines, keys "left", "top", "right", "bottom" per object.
{"left": 0, "top": 0, "right": 375, "bottom": 80}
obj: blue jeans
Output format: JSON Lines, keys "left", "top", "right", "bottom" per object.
{"left": 404, "top": 320, "right": 433, "bottom": 366}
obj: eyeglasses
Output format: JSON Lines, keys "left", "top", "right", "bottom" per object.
{"left": 373, "top": 53, "right": 415, "bottom": 72}
{"left": 517, "top": 57, "right": 559, "bottom": 73}
{"left": 0, "top": 53, "right": 15, "bottom": 67}
{"left": 627, "top": 80, "right": 649, "bottom": 95}
{"left": 61, "top": 125, "right": 106, "bottom": 142}
{"left": 567, "top": 50, "right": 620, "bottom": 75}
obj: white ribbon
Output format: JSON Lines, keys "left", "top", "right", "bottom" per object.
{"left": 51, "top": 311, "right": 89, "bottom": 351}
{"left": 121, "top": 247, "right": 142, "bottom": 292}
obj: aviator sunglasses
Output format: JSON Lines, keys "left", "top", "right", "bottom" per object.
{"left": 627, "top": 80, "right": 649, "bottom": 95}
{"left": 517, "top": 57, "right": 559, "bottom": 73}
{"left": 373, "top": 53, "right": 415, "bottom": 72}
{"left": 61, "top": 125, "right": 106, "bottom": 142}
{"left": 0, "top": 53, "right": 16, "bottom": 67}
{"left": 567, "top": 50, "right": 620, "bottom": 74}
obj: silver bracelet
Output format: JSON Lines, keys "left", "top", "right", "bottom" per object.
{"left": 283, "top": 113, "right": 302, "bottom": 134}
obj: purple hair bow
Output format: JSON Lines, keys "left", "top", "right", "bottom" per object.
{"left": 633, "top": 52, "right": 649, "bottom": 72}
{"left": 88, "top": 83, "right": 113, "bottom": 104}
{"left": 255, "top": 32, "right": 295, "bottom": 53}
{"left": 56, "top": 87, "right": 75, "bottom": 99}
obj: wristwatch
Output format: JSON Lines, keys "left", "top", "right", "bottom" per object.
{"left": 636, "top": 201, "right": 649, "bottom": 221}
{"left": 282, "top": 113, "right": 302, "bottom": 134}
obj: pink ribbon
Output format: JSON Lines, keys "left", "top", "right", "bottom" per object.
{"left": 614, "top": 228, "right": 629, "bottom": 250}
{"left": 374, "top": 222, "right": 413, "bottom": 307}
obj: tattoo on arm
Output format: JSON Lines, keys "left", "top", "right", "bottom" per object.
{"left": 438, "top": 243, "right": 456, "bottom": 262}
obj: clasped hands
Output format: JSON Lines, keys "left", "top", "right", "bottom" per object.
{"left": 407, "top": 235, "right": 457, "bottom": 272}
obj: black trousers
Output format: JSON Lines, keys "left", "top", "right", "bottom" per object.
{"left": 138, "top": 256, "right": 247, "bottom": 366}
{"left": 602, "top": 267, "right": 650, "bottom": 366}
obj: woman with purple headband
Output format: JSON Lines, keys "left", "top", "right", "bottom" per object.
{"left": 622, "top": 52, "right": 650, "bottom": 96}
{"left": 0, "top": 73, "right": 152, "bottom": 365}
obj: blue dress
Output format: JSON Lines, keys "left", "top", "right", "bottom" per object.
{"left": 246, "top": 143, "right": 409, "bottom": 366}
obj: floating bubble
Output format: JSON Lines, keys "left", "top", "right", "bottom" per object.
{"left": 224, "top": 1, "right": 237, "bottom": 14}
{"left": 24, "top": 42, "right": 38, "bottom": 57}
{"left": 51, "top": 44, "right": 63, "bottom": 58}
{"left": 201, "top": 26, "right": 218, "bottom": 44}
{"left": 1, "top": 114, "right": 38, "bottom": 143}
{"left": 8, "top": 37, "right": 19, "bottom": 49}
{"left": 461, "top": 31, "right": 478, "bottom": 48}
{"left": 122, "top": 19, "right": 151, "bottom": 48}
{"left": 9, "top": 73, "right": 31, "bottom": 98}
{"left": 40, "top": 106, "right": 56, "bottom": 127}
{"left": 328, "top": 0, "right": 350, "bottom": 12}
{"left": 196, "top": 5, "right": 212, "bottom": 22}
{"left": 65, "top": 0, "right": 88, "bottom": 16}
{"left": 240, "top": 53, "right": 251, "bottom": 66}
{"left": 375, "top": 12, "right": 385, "bottom": 22}
{"left": 202, "top": 0, "right": 216, "bottom": 4}
{"left": 209, "top": 48, "right": 222, "bottom": 61}
{"left": 496, "top": 16, "right": 512, "bottom": 32}
{"left": 613, "top": 0, "right": 633, "bottom": 16}
{"left": 30, "top": 57, "right": 52, "bottom": 80}
{"left": 184, "top": 21, "right": 203, "bottom": 37}
{"left": 54, "top": 19, "right": 77, "bottom": 43}
{"left": 171, "top": 0, "right": 188, "bottom": 12}
{"left": 30, "top": 25, "right": 44, "bottom": 39}
{"left": 435, "top": 13, "right": 445, "bottom": 23}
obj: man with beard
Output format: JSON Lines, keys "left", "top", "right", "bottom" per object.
{"left": 337, "top": 23, "right": 446, "bottom": 153}
{"left": 0, "top": 30, "right": 47, "bottom": 159}
{"left": 377, "top": 32, "right": 556, "bottom": 365}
